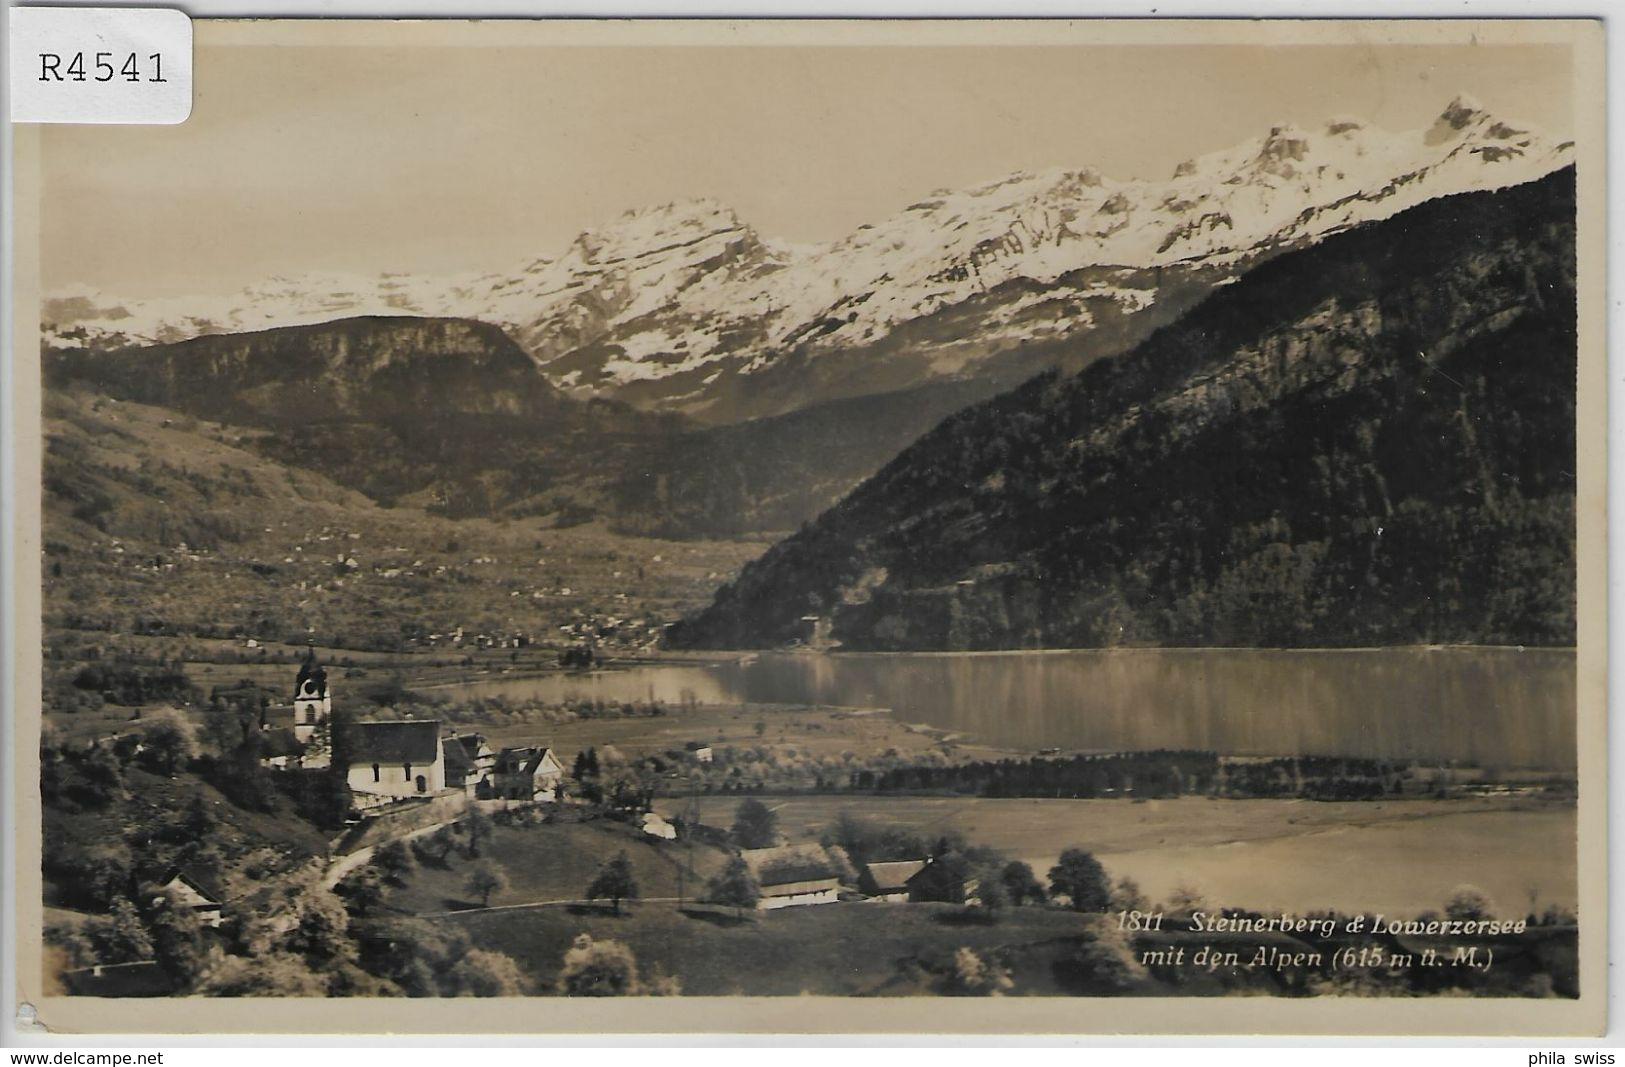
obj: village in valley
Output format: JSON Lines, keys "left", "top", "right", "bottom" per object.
{"left": 39, "top": 625, "right": 1579, "bottom": 1000}
{"left": 30, "top": 41, "right": 1586, "bottom": 1005}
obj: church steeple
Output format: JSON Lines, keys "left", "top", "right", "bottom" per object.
{"left": 292, "top": 647, "right": 330, "bottom": 742}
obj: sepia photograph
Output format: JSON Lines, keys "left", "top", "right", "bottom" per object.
{"left": 7, "top": 17, "right": 1606, "bottom": 1035}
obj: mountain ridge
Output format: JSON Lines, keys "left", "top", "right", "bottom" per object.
{"left": 670, "top": 167, "right": 1578, "bottom": 650}
{"left": 48, "top": 96, "right": 1572, "bottom": 424}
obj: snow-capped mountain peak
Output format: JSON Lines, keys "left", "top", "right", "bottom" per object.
{"left": 47, "top": 96, "right": 1574, "bottom": 422}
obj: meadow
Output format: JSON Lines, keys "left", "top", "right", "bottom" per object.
{"left": 653, "top": 793, "right": 1578, "bottom": 919}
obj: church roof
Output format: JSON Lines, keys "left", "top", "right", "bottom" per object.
{"left": 295, "top": 650, "right": 328, "bottom": 697}
{"left": 348, "top": 719, "right": 441, "bottom": 763}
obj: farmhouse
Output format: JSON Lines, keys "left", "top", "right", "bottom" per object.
{"left": 742, "top": 846, "right": 841, "bottom": 910}
{"left": 641, "top": 811, "right": 678, "bottom": 840}
{"left": 442, "top": 732, "right": 495, "bottom": 795}
{"left": 346, "top": 719, "right": 445, "bottom": 797}
{"left": 490, "top": 745, "right": 564, "bottom": 801}
{"left": 904, "top": 856, "right": 980, "bottom": 906}
{"left": 684, "top": 741, "right": 714, "bottom": 764}
{"left": 156, "top": 867, "right": 225, "bottom": 928}
{"left": 858, "top": 859, "right": 929, "bottom": 902}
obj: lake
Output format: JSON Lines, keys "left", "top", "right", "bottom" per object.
{"left": 448, "top": 646, "right": 1576, "bottom": 769}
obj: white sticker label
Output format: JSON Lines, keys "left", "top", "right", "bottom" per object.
{"left": 9, "top": 7, "right": 192, "bottom": 124}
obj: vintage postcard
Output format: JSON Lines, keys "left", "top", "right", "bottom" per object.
{"left": 7, "top": 18, "right": 1606, "bottom": 1036}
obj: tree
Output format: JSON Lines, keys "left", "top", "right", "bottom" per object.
{"left": 939, "top": 946, "right": 1012, "bottom": 996}
{"left": 731, "top": 798, "right": 778, "bottom": 849}
{"left": 572, "top": 748, "right": 599, "bottom": 780}
{"left": 586, "top": 852, "right": 638, "bottom": 915}
{"left": 182, "top": 794, "right": 217, "bottom": 840}
{"left": 706, "top": 854, "right": 761, "bottom": 917}
{"left": 1445, "top": 884, "right": 1495, "bottom": 922}
{"left": 420, "top": 825, "right": 459, "bottom": 864}
{"left": 202, "top": 702, "right": 252, "bottom": 757}
{"left": 80, "top": 744, "right": 124, "bottom": 806}
{"left": 1000, "top": 861, "right": 1046, "bottom": 907}
{"left": 145, "top": 889, "right": 206, "bottom": 990}
{"left": 449, "top": 948, "right": 528, "bottom": 996}
{"left": 88, "top": 898, "right": 153, "bottom": 963}
{"left": 1108, "top": 876, "right": 1149, "bottom": 914}
{"left": 137, "top": 709, "right": 197, "bottom": 775}
{"left": 68, "top": 846, "right": 133, "bottom": 911}
{"left": 974, "top": 867, "right": 1006, "bottom": 916}
{"left": 284, "top": 884, "right": 350, "bottom": 963}
{"left": 462, "top": 806, "right": 495, "bottom": 858}
{"left": 372, "top": 839, "right": 417, "bottom": 885}
{"left": 556, "top": 934, "right": 642, "bottom": 996}
{"left": 360, "top": 918, "right": 469, "bottom": 996}
{"left": 1066, "top": 927, "right": 1144, "bottom": 992}
{"left": 202, "top": 952, "right": 327, "bottom": 996}
{"left": 1166, "top": 884, "right": 1207, "bottom": 915}
{"left": 338, "top": 867, "right": 387, "bottom": 917}
{"left": 1048, "top": 849, "right": 1111, "bottom": 912}
{"left": 464, "top": 862, "right": 508, "bottom": 907}
{"left": 909, "top": 851, "right": 976, "bottom": 905}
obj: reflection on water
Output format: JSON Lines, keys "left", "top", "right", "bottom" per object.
{"left": 449, "top": 647, "right": 1575, "bottom": 769}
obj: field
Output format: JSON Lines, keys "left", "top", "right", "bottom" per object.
{"left": 386, "top": 815, "right": 732, "bottom": 914}
{"left": 443, "top": 890, "right": 1099, "bottom": 996}
{"left": 653, "top": 793, "right": 1578, "bottom": 918}
{"left": 42, "top": 391, "right": 765, "bottom": 662}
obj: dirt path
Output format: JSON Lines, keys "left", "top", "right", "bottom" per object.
{"left": 419, "top": 896, "right": 685, "bottom": 919}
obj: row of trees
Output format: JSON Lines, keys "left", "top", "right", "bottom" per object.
{"left": 848, "top": 750, "right": 1403, "bottom": 802}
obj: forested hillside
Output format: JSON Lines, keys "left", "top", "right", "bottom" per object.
{"left": 673, "top": 168, "right": 1578, "bottom": 650}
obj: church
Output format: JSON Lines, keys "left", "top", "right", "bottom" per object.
{"left": 291, "top": 648, "right": 330, "bottom": 743}
{"left": 345, "top": 718, "right": 447, "bottom": 798}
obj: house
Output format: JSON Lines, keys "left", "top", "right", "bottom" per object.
{"left": 858, "top": 858, "right": 929, "bottom": 902}
{"left": 741, "top": 846, "right": 841, "bottom": 910}
{"left": 442, "top": 732, "right": 495, "bottom": 795}
{"left": 442, "top": 737, "right": 478, "bottom": 795}
{"left": 684, "top": 741, "right": 714, "bottom": 764}
{"left": 346, "top": 719, "right": 445, "bottom": 797}
{"left": 904, "top": 855, "right": 980, "bottom": 906}
{"left": 451, "top": 732, "right": 496, "bottom": 775}
{"left": 490, "top": 745, "right": 564, "bottom": 801}
{"left": 641, "top": 811, "right": 678, "bottom": 840}
{"left": 157, "top": 867, "right": 225, "bottom": 928}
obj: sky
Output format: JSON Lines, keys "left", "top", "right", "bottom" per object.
{"left": 38, "top": 28, "right": 1577, "bottom": 298}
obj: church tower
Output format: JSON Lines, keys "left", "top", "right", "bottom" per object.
{"left": 293, "top": 648, "right": 330, "bottom": 743}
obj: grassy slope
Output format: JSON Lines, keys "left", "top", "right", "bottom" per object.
{"left": 387, "top": 817, "right": 732, "bottom": 914}
{"left": 445, "top": 895, "right": 1096, "bottom": 996}
{"left": 41, "top": 389, "right": 762, "bottom": 654}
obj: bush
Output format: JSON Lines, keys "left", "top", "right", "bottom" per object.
{"left": 556, "top": 934, "right": 645, "bottom": 996}
{"left": 449, "top": 949, "right": 528, "bottom": 996}
{"left": 1048, "top": 849, "right": 1111, "bottom": 912}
